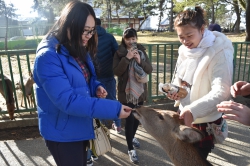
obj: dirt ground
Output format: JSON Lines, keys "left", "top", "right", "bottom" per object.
{"left": 0, "top": 126, "right": 41, "bottom": 141}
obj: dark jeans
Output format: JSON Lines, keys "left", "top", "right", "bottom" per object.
{"left": 98, "top": 77, "right": 121, "bottom": 127}
{"left": 45, "top": 140, "right": 88, "bottom": 166}
{"left": 124, "top": 102, "right": 143, "bottom": 151}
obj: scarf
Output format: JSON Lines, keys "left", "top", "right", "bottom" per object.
{"left": 176, "top": 29, "right": 216, "bottom": 85}
{"left": 125, "top": 50, "right": 146, "bottom": 105}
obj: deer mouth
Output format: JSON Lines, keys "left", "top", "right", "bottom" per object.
{"left": 132, "top": 109, "right": 141, "bottom": 120}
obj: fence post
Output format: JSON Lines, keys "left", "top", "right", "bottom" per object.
{"left": 147, "top": 44, "right": 153, "bottom": 104}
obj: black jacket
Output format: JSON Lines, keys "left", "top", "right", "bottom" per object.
{"left": 96, "top": 25, "right": 118, "bottom": 79}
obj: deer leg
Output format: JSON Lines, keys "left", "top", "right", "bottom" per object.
{"left": 30, "top": 95, "right": 34, "bottom": 108}
{"left": 27, "top": 95, "right": 30, "bottom": 108}
{"left": 21, "top": 94, "right": 24, "bottom": 107}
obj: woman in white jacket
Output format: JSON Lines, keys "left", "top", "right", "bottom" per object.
{"left": 167, "top": 6, "right": 234, "bottom": 159}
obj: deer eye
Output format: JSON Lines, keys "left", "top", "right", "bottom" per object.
{"left": 158, "top": 114, "right": 164, "bottom": 120}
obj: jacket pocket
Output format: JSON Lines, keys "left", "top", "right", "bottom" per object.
{"left": 55, "top": 111, "right": 69, "bottom": 131}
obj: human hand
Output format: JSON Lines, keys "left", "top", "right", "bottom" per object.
{"left": 166, "top": 92, "right": 180, "bottom": 101}
{"left": 96, "top": 86, "right": 108, "bottom": 98}
{"left": 179, "top": 109, "right": 193, "bottom": 127}
{"left": 126, "top": 48, "right": 138, "bottom": 60}
{"left": 133, "top": 50, "right": 141, "bottom": 64}
{"left": 231, "top": 81, "right": 250, "bottom": 97}
{"left": 119, "top": 105, "right": 132, "bottom": 119}
{"left": 217, "top": 100, "right": 250, "bottom": 126}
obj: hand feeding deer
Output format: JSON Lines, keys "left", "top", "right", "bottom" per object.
{"left": 0, "top": 74, "right": 15, "bottom": 120}
{"left": 132, "top": 106, "right": 213, "bottom": 166}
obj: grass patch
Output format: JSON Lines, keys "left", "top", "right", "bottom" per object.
{"left": 114, "top": 31, "right": 247, "bottom": 44}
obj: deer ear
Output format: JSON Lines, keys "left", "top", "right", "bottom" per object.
{"left": 174, "top": 125, "right": 204, "bottom": 143}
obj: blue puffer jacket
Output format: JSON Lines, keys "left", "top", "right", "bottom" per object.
{"left": 96, "top": 25, "right": 118, "bottom": 79}
{"left": 33, "top": 36, "right": 122, "bottom": 142}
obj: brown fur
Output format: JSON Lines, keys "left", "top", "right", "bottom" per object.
{"left": 16, "top": 72, "right": 35, "bottom": 108}
{"left": 133, "top": 106, "right": 212, "bottom": 166}
{"left": 0, "top": 75, "right": 15, "bottom": 120}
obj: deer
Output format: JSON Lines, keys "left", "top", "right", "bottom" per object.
{"left": 132, "top": 106, "right": 213, "bottom": 166}
{"left": 0, "top": 74, "right": 15, "bottom": 120}
{"left": 16, "top": 72, "right": 35, "bottom": 108}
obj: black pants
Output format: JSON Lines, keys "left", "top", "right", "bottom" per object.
{"left": 195, "top": 145, "right": 212, "bottom": 160}
{"left": 124, "top": 102, "right": 143, "bottom": 151}
{"left": 45, "top": 140, "right": 88, "bottom": 166}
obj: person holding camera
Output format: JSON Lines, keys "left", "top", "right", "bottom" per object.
{"left": 113, "top": 28, "right": 153, "bottom": 164}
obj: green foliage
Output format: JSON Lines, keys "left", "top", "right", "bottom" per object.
{"left": 0, "top": 38, "right": 42, "bottom": 50}
{"left": 93, "top": 0, "right": 157, "bottom": 20}
{"left": 0, "top": 0, "right": 17, "bottom": 18}
{"left": 32, "top": 0, "right": 72, "bottom": 23}
{"left": 106, "top": 26, "right": 123, "bottom": 36}
{"left": 238, "top": 0, "right": 246, "bottom": 10}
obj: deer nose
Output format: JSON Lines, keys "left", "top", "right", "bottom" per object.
{"left": 135, "top": 105, "right": 141, "bottom": 109}
{"left": 131, "top": 109, "right": 136, "bottom": 113}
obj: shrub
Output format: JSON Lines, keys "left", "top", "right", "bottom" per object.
{"left": 0, "top": 38, "right": 42, "bottom": 50}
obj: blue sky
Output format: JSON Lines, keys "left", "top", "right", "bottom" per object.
{"left": 4, "top": 0, "right": 37, "bottom": 17}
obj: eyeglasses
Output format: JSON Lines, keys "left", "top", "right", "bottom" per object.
{"left": 82, "top": 29, "right": 96, "bottom": 36}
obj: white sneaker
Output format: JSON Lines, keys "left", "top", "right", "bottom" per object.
{"left": 132, "top": 138, "right": 140, "bottom": 148}
{"left": 128, "top": 149, "right": 139, "bottom": 164}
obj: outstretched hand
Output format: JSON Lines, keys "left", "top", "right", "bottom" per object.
{"left": 119, "top": 105, "right": 132, "bottom": 119}
{"left": 217, "top": 100, "right": 250, "bottom": 126}
{"left": 231, "top": 81, "right": 250, "bottom": 97}
{"left": 179, "top": 109, "right": 193, "bottom": 127}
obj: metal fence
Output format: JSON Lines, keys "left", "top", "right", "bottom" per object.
{"left": 0, "top": 49, "right": 36, "bottom": 119}
{"left": 0, "top": 42, "right": 249, "bottom": 118}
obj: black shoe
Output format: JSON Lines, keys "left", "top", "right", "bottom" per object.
{"left": 91, "top": 154, "right": 98, "bottom": 161}
{"left": 87, "top": 158, "right": 93, "bottom": 166}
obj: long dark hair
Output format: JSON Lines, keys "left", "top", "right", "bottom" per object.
{"left": 121, "top": 28, "right": 137, "bottom": 48}
{"left": 174, "top": 6, "right": 206, "bottom": 30}
{"left": 46, "top": 1, "right": 97, "bottom": 63}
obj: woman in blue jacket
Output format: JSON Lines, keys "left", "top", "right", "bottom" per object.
{"left": 33, "top": 1, "right": 131, "bottom": 166}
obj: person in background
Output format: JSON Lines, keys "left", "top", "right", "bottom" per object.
{"left": 113, "top": 28, "right": 153, "bottom": 164}
{"left": 208, "top": 23, "right": 221, "bottom": 32}
{"left": 217, "top": 81, "right": 250, "bottom": 126}
{"left": 33, "top": 1, "right": 132, "bottom": 166}
{"left": 167, "top": 6, "right": 233, "bottom": 160}
{"left": 95, "top": 18, "right": 122, "bottom": 134}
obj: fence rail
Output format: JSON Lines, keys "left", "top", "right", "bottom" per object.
{"left": 0, "top": 42, "right": 249, "bottom": 118}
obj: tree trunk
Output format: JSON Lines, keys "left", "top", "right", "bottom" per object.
{"left": 138, "top": 18, "right": 147, "bottom": 31}
{"left": 245, "top": 0, "right": 250, "bottom": 41}
{"left": 157, "top": 12, "right": 163, "bottom": 32}
{"left": 48, "top": 7, "right": 55, "bottom": 24}
{"left": 115, "top": 5, "right": 120, "bottom": 24}
{"left": 232, "top": 20, "right": 237, "bottom": 32}
{"left": 108, "top": 1, "right": 112, "bottom": 23}
{"left": 211, "top": 1, "right": 215, "bottom": 23}
{"left": 4, "top": 14, "right": 8, "bottom": 50}
{"left": 233, "top": 0, "right": 241, "bottom": 33}
{"left": 169, "top": 0, "right": 174, "bottom": 32}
